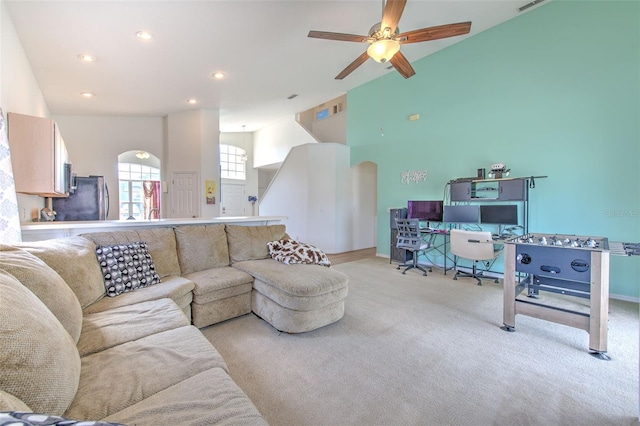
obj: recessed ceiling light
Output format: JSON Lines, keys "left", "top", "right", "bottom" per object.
{"left": 78, "top": 54, "right": 96, "bottom": 62}
{"left": 136, "top": 31, "right": 154, "bottom": 40}
{"left": 81, "top": 92, "right": 95, "bottom": 98}
{"left": 187, "top": 98, "right": 198, "bottom": 104}
{"left": 212, "top": 72, "right": 226, "bottom": 80}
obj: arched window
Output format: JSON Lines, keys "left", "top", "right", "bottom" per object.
{"left": 118, "top": 162, "right": 161, "bottom": 220}
{"left": 220, "top": 144, "right": 246, "bottom": 180}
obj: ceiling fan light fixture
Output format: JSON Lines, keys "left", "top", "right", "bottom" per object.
{"left": 367, "top": 39, "right": 400, "bottom": 63}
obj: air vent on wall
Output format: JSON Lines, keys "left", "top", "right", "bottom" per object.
{"left": 519, "top": 0, "right": 545, "bottom": 13}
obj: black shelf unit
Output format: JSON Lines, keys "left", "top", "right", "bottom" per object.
{"left": 450, "top": 178, "right": 526, "bottom": 202}
{"left": 449, "top": 177, "right": 535, "bottom": 234}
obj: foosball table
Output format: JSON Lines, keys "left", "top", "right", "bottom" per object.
{"left": 501, "top": 233, "right": 612, "bottom": 359}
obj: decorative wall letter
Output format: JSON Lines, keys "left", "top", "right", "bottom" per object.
{"left": 401, "top": 170, "right": 428, "bottom": 185}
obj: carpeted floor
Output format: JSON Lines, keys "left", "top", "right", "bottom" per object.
{"left": 201, "top": 257, "right": 639, "bottom": 426}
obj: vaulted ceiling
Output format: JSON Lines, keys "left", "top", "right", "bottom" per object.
{"left": 5, "top": 0, "right": 544, "bottom": 132}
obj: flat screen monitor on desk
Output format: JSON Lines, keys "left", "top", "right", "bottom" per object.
{"left": 480, "top": 204, "right": 519, "bottom": 225}
{"left": 407, "top": 200, "right": 444, "bottom": 222}
{"left": 443, "top": 205, "right": 479, "bottom": 223}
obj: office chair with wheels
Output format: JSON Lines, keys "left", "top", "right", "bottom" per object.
{"left": 450, "top": 229, "right": 502, "bottom": 285}
{"left": 395, "top": 219, "right": 433, "bottom": 276}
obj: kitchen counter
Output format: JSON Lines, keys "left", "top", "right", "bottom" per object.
{"left": 20, "top": 216, "right": 287, "bottom": 242}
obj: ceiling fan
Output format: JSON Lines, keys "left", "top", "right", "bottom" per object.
{"left": 308, "top": 0, "right": 471, "bottom": 80}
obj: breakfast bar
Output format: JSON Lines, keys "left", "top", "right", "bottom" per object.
{"left": 20, "top": 216, "right": 286, "bottom": 242}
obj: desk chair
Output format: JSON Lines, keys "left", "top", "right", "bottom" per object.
{"left": 395, "top": 219, "right": 433, "bottom": 276}
{"left": 450, "top": 229, "right": 502, "bottom": 285}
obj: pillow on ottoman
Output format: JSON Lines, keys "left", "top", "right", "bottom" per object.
{"left": 0, "top": 270, "right": 81, "bottom": 415}
{"left": 0, "top": 245, "right": 83, "bottom": 343}
{"left": 268, "top": 239, "right": 331, "bottom": 267}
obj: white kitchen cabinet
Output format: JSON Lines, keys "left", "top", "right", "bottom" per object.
{"left": 7, "top": 112, "right": 69, "bottom": 197}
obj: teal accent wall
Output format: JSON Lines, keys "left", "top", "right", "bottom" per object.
{"left": 347, "top": 1, "right": 639, "bottom": 298}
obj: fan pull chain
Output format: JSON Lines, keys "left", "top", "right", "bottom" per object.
{"left": 379, "top": 67, "right": 385, "bottom": 137}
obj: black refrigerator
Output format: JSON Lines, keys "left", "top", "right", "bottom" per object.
{"left": 52, "top": 176, "right": 109, "bottom": 221}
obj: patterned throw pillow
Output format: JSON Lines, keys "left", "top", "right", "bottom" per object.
{"left": 95, "top": 242, "right": 161, "bottom": 297}
{"left": 0, "top": 411, "right": 125, "bottom": 425}
{"left": 267, "top": 239, "right": 331, "bottom": 267}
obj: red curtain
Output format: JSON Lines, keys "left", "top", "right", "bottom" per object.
{"left": 143, "top": 181, "right": 161, "bottom": 219}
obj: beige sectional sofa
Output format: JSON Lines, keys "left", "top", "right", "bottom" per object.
{"left": 0, "top": 223, "right": 349, "bottom": 425}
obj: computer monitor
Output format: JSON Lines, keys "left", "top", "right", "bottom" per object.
{"left": 480, "top": 204, "right": 519, "bottom": 225}
{"left": 443, "top": 205, "right": 480, "bottom": 223}
{"left": 407, "top": 200, "right": 444, "bottom": 222}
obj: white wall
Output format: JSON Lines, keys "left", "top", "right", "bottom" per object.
{"left": 351, "top": 162, "right": 377, "bottom": 250}
{"left": 253, "top": 115, "right": 319, "bottom": 168}
{"left": 1, "top": 1, "right": 52, "bottom": 221}
{"left": 0, "top": 2, "right": 49, "bottom": 119}
{"left": 259, "top": 145, "right": 309, "bottom": 243}
{"left": 259, "top": 143, "right": 369, "bottom": 253}
{"left": 311, "top": 111, "right": 346, "bottom": 144}
{"left": 258, "top": 168, "right": 276, "bottom": 206}
{"left": 260, "top": 142, "right": 377, "bottom": 254}
{"left": 199, "top": 109, "right": 220, "bottom": 218}
{"left": 220, "top": 131, "right": 259, "bottom": 216}
{"left": 165, "top": 109, "right": 221, "bottom": 218}
{"left": 53, "top": 115, "right": 164, "bottom": 220}
{"left": 305, "top": 144, "right": 352, "bottom": 252}
{"left": 297, "top": 94, "right": 347, "bottom": 144}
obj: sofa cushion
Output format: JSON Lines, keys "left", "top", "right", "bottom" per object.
{"left": 225, "top": 224, "right": 286, "bottom": 263}
{"left": 0, "top": 390, "right": 31, "bottom": 411}
{"left": 252, "top": 290, "right": 345, "bottom": 333}
{"left": 234, "top": 258, "right": 348, "bottom": 298}
{"left": 78, "top": 299, "right": 190, "bottom": 357}
{"left": 0, "top": 270, "right": 81, "bottom": 416}
{"left": 192, "top": 293, "right": 252, "bottom": 328}
{"left": 95, "top": 242, "right": 161, "bottom": 297}
{"left": 82, "top": 228, "right": 181, "bottom": 278}
{"left": 174, "top": 224, "right": 230, "bottom": 274}
{"left": 0, "top": 245, "right": 82, "bottom": 343}
{"left": 83, "top": 275, "right": 194, "bottom": 315}
{"left": 64, "top": 326, "right": 228, "bottom": 420}
{"left": 102, "top": 368, "right": 267, "bottom": 426}
{"left": 183, "top": 266, "right": 254, "bottom": 304}
{"left": 17, "top": 236, "right": 106, "bottom": 308}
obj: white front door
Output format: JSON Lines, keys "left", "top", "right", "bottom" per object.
{"left": 171, "top": 172, "right": 198, "bottom": 218}
{"left": 221, "top": 183, "right": 245, "bottom": 216}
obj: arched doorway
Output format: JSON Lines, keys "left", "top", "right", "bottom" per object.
{"left": 117, "top": 151, "right": 161, "bottom": 220}
{"left": 351, "top": 161, "right": 378, "bottom": 250}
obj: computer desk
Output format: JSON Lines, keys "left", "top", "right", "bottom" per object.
{"left": 418, "top": 225, "right": 454, "bottom": 275}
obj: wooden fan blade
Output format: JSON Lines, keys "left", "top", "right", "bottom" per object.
{"left": 381, "top": 0, "right": 407, "bottom": 34}
{"left": 335, "top": 51, "right": 370, "bottom": 80}
{"left": 308, "top": 30, "right": 370, "bottom": 43}
{"left": 389, "top": 51, "right": 415, "bottom": 79}
{"left": 397, "top": 22, "right": 471, "bottom": 44}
